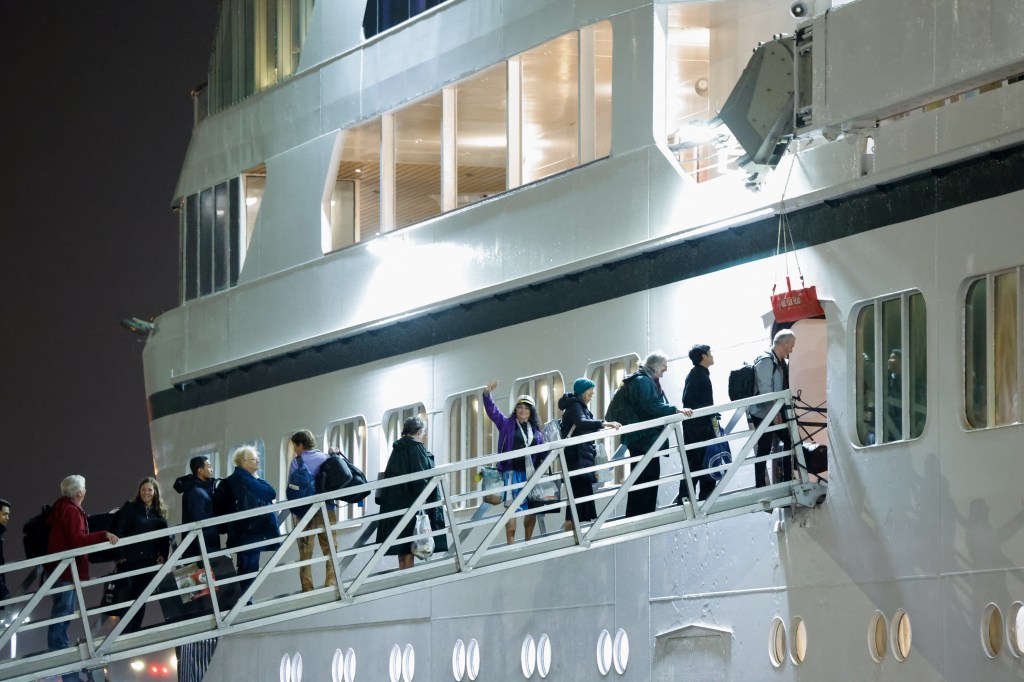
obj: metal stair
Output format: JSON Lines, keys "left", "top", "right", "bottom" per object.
{"left": 0, "top": 390, "right": 825, "bottom": 682}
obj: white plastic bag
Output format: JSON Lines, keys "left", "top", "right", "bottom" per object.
{"left": 479, "top": 466, "right": 503, "bottom": 505}
{"left": 410, "top": 511, "right": 434, "bottom": 560}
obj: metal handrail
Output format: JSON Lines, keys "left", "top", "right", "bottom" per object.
{"left": 0, "top": 390, "right": 823, "bottom": 682}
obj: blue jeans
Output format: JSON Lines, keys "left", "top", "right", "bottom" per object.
{"left": 48, "top": 579, "right": 75, "bottom": 651}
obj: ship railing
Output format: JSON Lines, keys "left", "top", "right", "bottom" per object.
{"left": 0, "top": 389, "right": 824, "bottom": 682}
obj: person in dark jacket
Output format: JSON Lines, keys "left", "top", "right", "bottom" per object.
{"left": 220, "top": 446, "right": 279, "bottom": 596}
{"left": 376, "top": 417, "right": 448, "bottom": 569}
{"left": 46, "top": 475, "right": 118, "bottom": 653}
{"left": 0, "top": 498, "right": 10, "bottom": 602}
{"left": 112, "top": 477, "right": 170, "bottom": 632}
{"left": 623, "top": 352, "right": 692, "bottom": 518}
{"left": 680, "top": 344, "right": 719, "bottom": 503}
{"left": 558, "top": 380, "right": 620, "bottom": 532}
{"left": 173, "top": 455, "right": 222, "bottom": 557}
{"left": 482, "top": 380, "right": 546, "bottom": 544}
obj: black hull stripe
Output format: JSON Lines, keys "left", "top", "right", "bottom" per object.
{"left": 149, "top": 143, "right": 1024, "bottom": 419}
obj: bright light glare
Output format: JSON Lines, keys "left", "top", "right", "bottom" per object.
{"left": 130, "top": 661, "right": 145, "bottom": 672}
{"left": 245, "top": 196, "right": 259, "bottom": 206}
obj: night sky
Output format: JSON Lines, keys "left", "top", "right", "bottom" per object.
{"left": 0, "top": 2, "right": 220, "bottom": 562}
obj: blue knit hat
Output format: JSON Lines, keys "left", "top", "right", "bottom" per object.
{"left": 573, "top": 378, "right": 596, "bottom": 396}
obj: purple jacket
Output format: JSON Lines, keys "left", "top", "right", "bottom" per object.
{"left": 483, "top": 392, "right": 545, "bottom": 473}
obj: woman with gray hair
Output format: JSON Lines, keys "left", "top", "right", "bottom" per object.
{"left": 376, "top": 417, "right": 448, "bottom": 569}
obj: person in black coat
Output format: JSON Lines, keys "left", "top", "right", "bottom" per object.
{"left": 557, "top": 379, "right": 620, "bottom": 532}
{"left": 0, "top": 498, "right": 10, "bottom": 602}
{"left": 219, "top": 446, "right": 280, "bottom": 597}
{"left": 375, "top": 417, "right": 448, "bottom": 570}
{"left": 173, "top": 455, "right": 222, "bottom": 558}
{"left": 113, "top": 477, "right": 170, "bottom": 632}
{"left": 681, "top": 344, "right": 718, "bottom": 502}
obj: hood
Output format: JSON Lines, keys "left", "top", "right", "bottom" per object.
{"left": 557, "top": 393, "right": 578, "bottom": 410}
{"left": 173, "top": 473, "right": 195, "bottom": 494}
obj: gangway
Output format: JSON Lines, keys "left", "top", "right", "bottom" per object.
{"left": 0, "top": 390, "right": 825, "bottom": 682}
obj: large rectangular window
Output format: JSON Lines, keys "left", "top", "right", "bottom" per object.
{"left": 853, "top": 291, "right": 927, "bottom": 446}
{"left": 444, "top": 390, "right": 496, "bottom": 509}
{"left": 331, "top": 119, "right": 381, "bottom": 251}
{"left": 181, "top": 179, "right": 243, "bottom": 302}
{"left": 965, "top": 268, "right": 1023, "bottom": 429}
{"left": 394, "top": 93, "right": 443, "bottom": 229}
{"left": 456, "top": 64, "right": 507, "bottom": 208}
{"left": 326, "top": 417, "right": 368, "bottom": 520}
{"left": 521, "top": 33, "right": 579, "bottom": 184}
{"left": 382, "top": 404, "right": 428, "bottom": 469}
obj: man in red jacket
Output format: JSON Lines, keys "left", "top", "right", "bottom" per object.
{"left": 46, "top": 475, "right": 118, "bottom": 654}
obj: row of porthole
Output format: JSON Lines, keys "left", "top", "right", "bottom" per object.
{"left": 769, "top": 611, "right": 913, "bottom": 668}
{"left": 278, "top": 630, "right": 630, "bottom": 681}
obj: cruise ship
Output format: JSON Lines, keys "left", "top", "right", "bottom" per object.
{"left": 3, "top": 0, "right": 1024, "bottom": 680}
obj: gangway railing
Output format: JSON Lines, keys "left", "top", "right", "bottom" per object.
{"left": 0, "top": 390, "right": 825, "bottom": 682}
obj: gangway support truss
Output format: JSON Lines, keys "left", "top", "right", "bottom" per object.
{"left": 0, "top": 390, "right": 824, "bottom": 682}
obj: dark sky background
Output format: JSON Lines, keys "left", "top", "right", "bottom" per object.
{"left": 0, "top": 1, "right": 221, "bottom": 561}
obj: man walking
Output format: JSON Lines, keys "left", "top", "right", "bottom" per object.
{"left": 748, "top": 329, "right": 797, "bottom": 487}
{"left": 173, "top": 455, "right": 222, "bottom": 557}
{"left": 288, "top": 430, "right": 339, "bottom": 592}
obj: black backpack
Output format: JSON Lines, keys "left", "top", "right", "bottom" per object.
{"left": 23, "top": 504, "right": 53, "bottom": 559}
{"left": 605, "top": 373, "right": 640, "bottom": 425}
{"left": 728, "top": 352, "right": 776, "bottom": 401}
{"left": 318, "top": 451, "right": 370, "bottom": 503}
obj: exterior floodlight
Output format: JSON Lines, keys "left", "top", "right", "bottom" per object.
{"left": 121, "top": 317, "right": 155, "bottom": 335}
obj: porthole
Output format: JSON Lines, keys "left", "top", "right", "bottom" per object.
{"left": 402, "top": 643, "right": 415, "bottom": 682}
{"left": 982, "top": 603, "right": 1003, "bottom": 658}
{"left": 466, "top": 638, "right": 481, "bottom": 681}
{"left": 333, "top": 649, "right": 344, "bottom": 682}
{"left": 868, "top": 611, "right": 887, "bottom": 663}
{"left": 536, "top": 634, "right": 552, "bottom": 678}
{"left": 790, "top": 616, "right": 807, "bottom": 664}
{"left": 344, "top": 648, "right": 357, "bottom": 682}
{"left": 891, "top": 609, "right": 912, "bottom": 662}
{"left": 389, "top": 644, "right": 402, "bottom": 682}
{"left": 1008, "top": 601, "right": 1024, "bottom": 658}
{"left": 521, "top": 635, "right": 536, "bottom": 678}
{"left": 453, "top": 639, "right": 466, "bottom": 680}
{"left": 290, "top": 652, "right": 303, "bottom": 682}
{"left": 596, "top": 630, "right": 612, "bottom": 675}
{"left": 612, "top": 628, "right": 629, "bottom": 674}
{"left": 768, "top": 617, "right": 786, "bottom": 668}
{"left": 280, "top": 654, "right": 292, "bottom": 682}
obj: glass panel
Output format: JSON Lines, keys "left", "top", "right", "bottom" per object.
{"left": 521, "top": 32, "right": 579, "bottom": 183}
{"left": 184, "top": 194, "right": 199, "bottom": 302}
{"left": 199, "top": 188, "right": 215, "bottom": 296}
{"left": 244, "top": 174, "right": 265, "bottom": 253}
{"left": 666, "top": 10, "right": 713, "bottom": 182}
{"left": 213, "top": 182, "right": 230, "bottom": 292}
{"left": 855, "top": 304, "right": 876, "bottom": 446}
{"left": 964, "top": 278, "right": 988, "bottom": 428}
{"left": 338, "top": 120, "right": 381, "bottom": 240}
{"left": 395, "top": 93, "right": 443, "bottom": 229}
{"left": 456, "top": 64, "right": 507, "bottom": 208}
{"left": 908, "top": 293, "right": 927, "bottom": 438}
{"left": 594, "top": 21, "right": 613, "bottom": 159}
{"left": 329, "top": 180, "right": 357, "bottom": 251}
{"left": 880, "top": 298, "right": 902, "bottom": 443}
{"left": 229, "top": 177, "right": 241, "bottom": 286}
{"left": 994, "top": 272, "right": 1018, "bottom": 425}
{"left": 261, "top": 0, "right": 279, "bottom": 88}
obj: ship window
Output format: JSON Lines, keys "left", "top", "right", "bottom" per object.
{"left": 452, "top": 639, "right": 466, "bottom": 681}
{"left": 180, "top": 178, "right": 243, "bottom": 302}
{"left": 326, "top": 416, "right": 368, "bottom": 520}
{"left": 612, "top": 628, "right": 629, "bottom": 674}
{"left": 868, "top": 611, "right": 887, "bottom": 662}
{"left": 187, "top": 446, "right": 221, "bottom": 478}
{"left": 382, "top": 404, "right": 428, "bottom": 468}
{"left": 520, "top": 635, "right": 536, "bottom": 678}
{"left": 444, "top": 389, "right": 496, "bottom": 509}
{"left": 243, "top": 172, "right": 266, "bottom": 264}
{"left": 536, "top": 634, "right": 552, "bottom": 678}
{"left": 388, "top": 644, "right": 402, "bottom": 682}
{"left": 596, "top": 630, "right": 612, "bottom": 675}
{"left": 586, "top": 354, "right": 640, "bottom": 484}
{"left": 891, "top": 609, "right": 912, "bottom": 661}
{"left": 402, "top": 643, "right": 415, "bottom": 681}
{"left": 395, "top": 92, "right": 443, "bottom": 229}
{"left": 790, "top": 616, "right": 807, "bottom": 664}
{"left": 456, "top": 63, "right": 507, "bottom": 209}
{"left": 853, "top": 291, "right": 927, "bottom": 446}
{"left": 964, "top": 267, "right": 1023, "bottom": 429}
{"left": 521, "top": 33, "right": 579, "bottom": 184}
{"left": 332, "top": 647, "right": 356, "bottom": 682}
{"left": 768, "top": 617, "right": 786, "bottom": 668}
{"left": 466, "top": 639, "right": 480, "bottom": 680}
{"left": 331, "top": 118, "right": 381, "bottom": 250}
{"left": 1009, "top": 601, "right": 1024, "bottom": 658}
{"left": 513, "top": 371, "right": 565, "bottom": 425}
{"left": 982, "top": 603, "right": 1003, "bottom": 658}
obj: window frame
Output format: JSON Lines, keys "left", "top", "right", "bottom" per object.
{"left": 325, "top": 415, "right": 369, "bottom": 520}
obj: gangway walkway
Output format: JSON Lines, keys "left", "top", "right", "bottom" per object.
{"left": 0, "top": 390, "right": 826, "bottom": 682}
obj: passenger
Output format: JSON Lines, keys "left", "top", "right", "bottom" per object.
{"left": 375, "top": 417, "right": 448, "bottom": 570}
{"left": 46, "top": 475, "right": 118, "bottom": 653}
{"left": 482, "top": 380, "right": 546, "bottom": 544}
{"left": 173, "top": 455, "right": 222, "bottom": 558}
{"left": 748, "top": 329, "right": 796, "bottom": 487}
{"left": 681, "top": 344, "right": 719, "bottom": 502}
{"left": 622, "top": 352, "right": 692, "bottom": 518}
{"left": 112, "top": 477, "right": 170, "bottom": 633}
{"left": 218, "top": 446, "right": 280, "bottom": 598}
{"left": 0, "top": 498, "right": 9, "bottom": 602}
{"left": 557, "top": 379, "right": 620, "bottom": 532}
{"left": 287, "top": 429, "right": 339, "bottom": 592}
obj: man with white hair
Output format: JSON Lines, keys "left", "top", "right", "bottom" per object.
{"left": 46, "top": 475, "right": 118, "bottom": 655}
{"left": 748, "top": 329, "right": 797, "bottom": 487}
